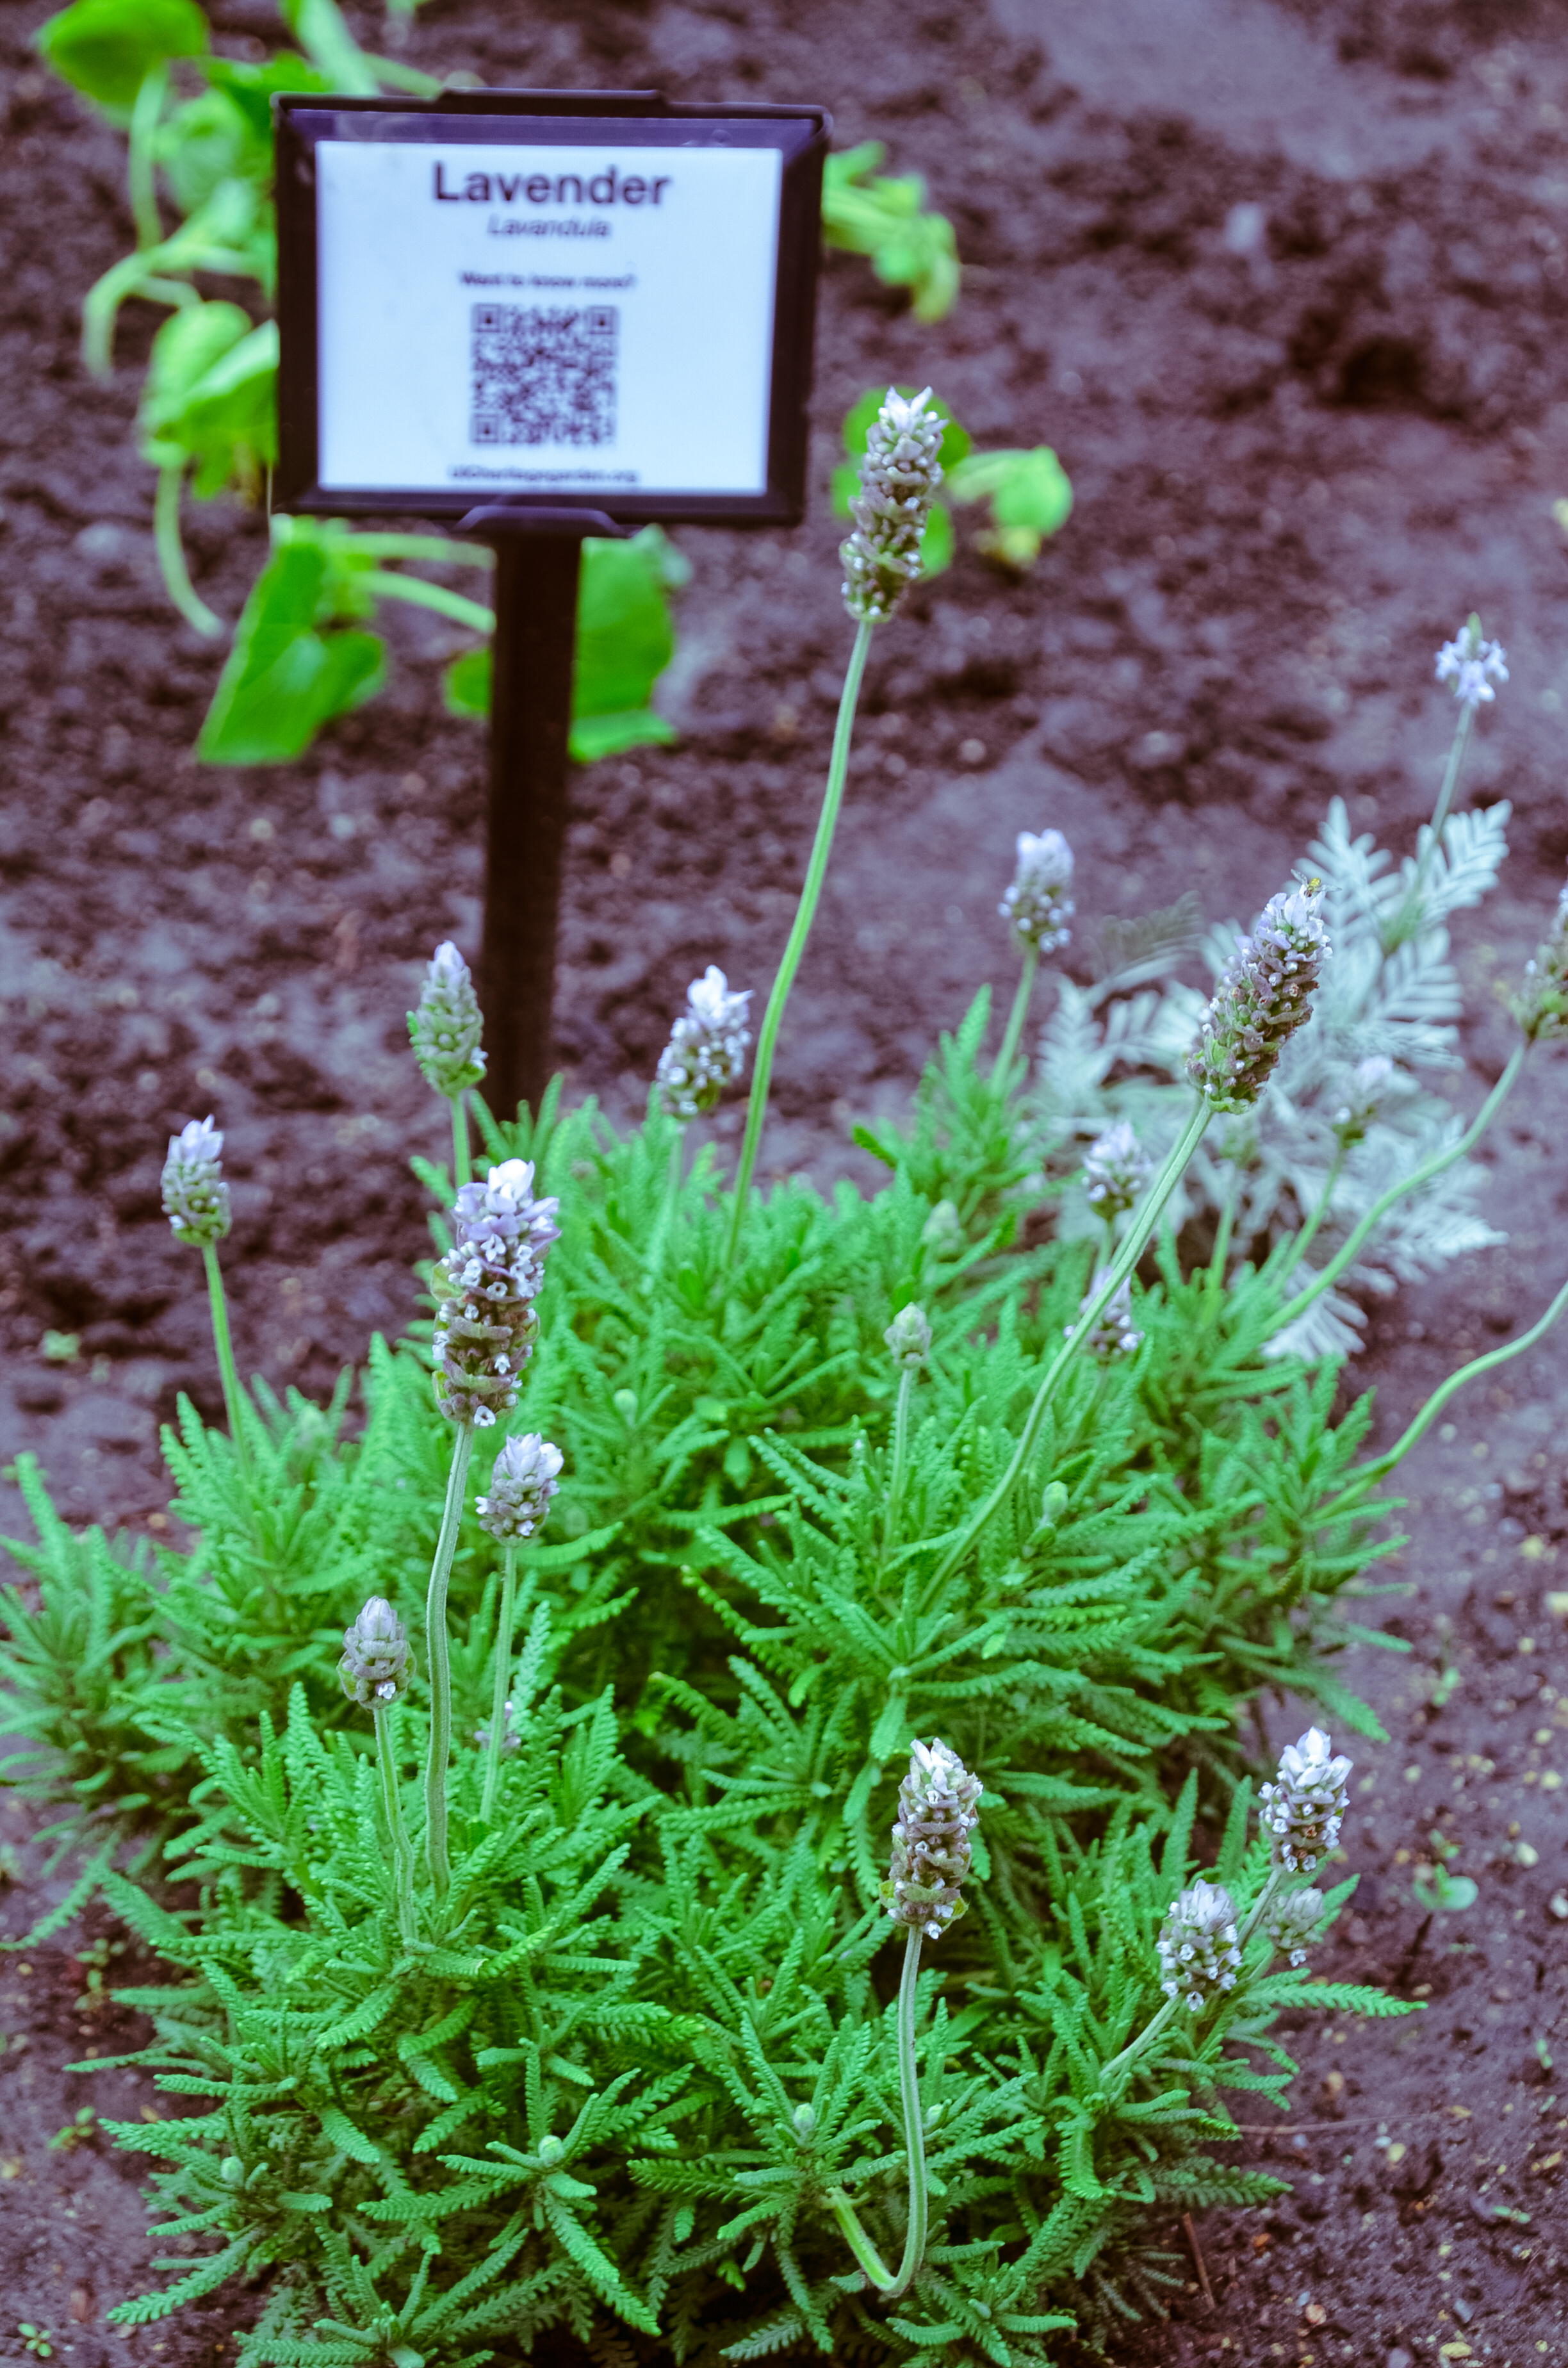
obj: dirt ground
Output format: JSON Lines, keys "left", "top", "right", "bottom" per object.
{"left": 3, "top": 0, "right": 1568, "bottom": 2360}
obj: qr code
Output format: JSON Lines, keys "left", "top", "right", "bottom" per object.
{"left": 470, "top": 304, "right": 618, "bottom": 446}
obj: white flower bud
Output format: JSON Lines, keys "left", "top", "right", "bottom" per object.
{"left": 1157, "top": 1878, "right": 1241, "bottom": 2011}
{"left": 339, "top": 1596, "right": 416, "bottom": 1708}
{"left": 920, "top": 1199, "right": 964, "bottom": 1257}
{"left": 1258, "top": 1727, "right": 1352, "bottom": 1874}
{"left": 1081, "top": 1121, "right": 1150, "bottom": 1221}
{"left": 475, "top": 1433, "right": 563, "bottom": 1541}
{"left": 161, "top": 1116, "right": 232, "bottom": 1248}
{"left": 655, "top": 966, "right": 751, "bottom": 1121}
{"left": 999, "top": 828, "right": 1074, "bottom": 958}
{"left": 1434, "top": 615, "right": 1508, "bottom": 709}
{"left": 880, "top": 1738, "right": 982, "bottom": 1941}
{"left": 408, "top": 941, "right": 487, "bottom": 1099}
{"left": 840, "top": 386, "right": 945, "bottom": 625}
{"left": 1267, "top": 1886, "right": 1326, "bottom": 1969}
{"left": 1064, "top": 1270, "right": 1143, "bottom": 1361}
{"left": 1514, "top": 876, "right": 1568, "bottom": 1044}
{"left": 884, "top": 1303, "right": 933, "bottom": 1369}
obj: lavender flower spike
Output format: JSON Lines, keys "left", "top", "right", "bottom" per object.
{"left": 1064, "top": 1270, "right": 1143, "bottom": 1361}
{"left": 339, "top": 1597, "right": 416, "bottom": 1708}
{"left": 161, "top": 1116, "right": 232, "bottom": 1247}
{"left": 1267, "top": 1886, "right": 1326, "bottom": 1969}
{"left": 408, "top": 940, "right": 487, "bottom": 1099}
{"left": 476, "top": 1433, "right": 564, "bottom": 1541}
{"left": 656, "top": 966, "right": 752, "bottom": 1121}
{"left": 430, "top": 1159, "right": 561, "bottom": 1427}
{"left": 1082, "top": 1120, "right": 1150, "bottom": 1221}
{"left": 884, "top": 1304, "right": 933, "bottom": 1369}
{"left": 1512, "top": 876, "right": 1568, "bottom": 1044}
{"left": 1000, "top": 828, "right": 1074, "bottom": 958}
{"left": 840, "top": 387, "right": 946, "bottom": 625}
{"left": 1157, "top": 1878, "right": 1242, "bottom": 2011}
{"left": 1186, "top": 880, "right": 1330, "bottom": 1113}
{"left": 881, "top": 1738, "right": 983, "bottom": 1941}
{"left": 1435, "top": 614, "right": 1508, "bottom": 710}
{"left": 1259, "top": 1725, "right": 1352, "bottom": 1874}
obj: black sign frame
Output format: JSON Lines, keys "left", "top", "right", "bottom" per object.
{"left": 273, "top": 88, "right": 831, "bottom": 528}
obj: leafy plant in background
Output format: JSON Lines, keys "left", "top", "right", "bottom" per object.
{"left": 35, "top": 0, "right": 970, "bottom": 771}
{"left": 6, "top": 390, "right": 1568, "bottom": 2365}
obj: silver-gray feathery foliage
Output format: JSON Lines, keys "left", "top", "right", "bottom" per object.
{"left": 1267, "top": 1886, "right": 1325, "bottom": 1968}
{"left": 883, "top": 1303, "right": 932, "bottom": 1369}
{"left": 408, "top": 941, "right": 487, "bottom": 1099}
{"left": 1512, "top": 879, "right": 1568, "bottom": 1044}
{"left": 475, "top": 1433, "right": 564, "bottom": 1542}
{"left": 655, "top": 967, "right": 752, "bottom": 1122}
{"left": 431, "top": 1160, "right": 561, "bottom": 1427}
{"left": 840, "top": 387, "right": 945, "bottom": 625}
{"left": 1081, "top": 1120, "right": 1150, "bottom": 1221}
{"left": 339, "top": 1597, "right": 416, "bottom": 1709}
{"left": 881, "top": 1738, "right": 982, "bottom": 1941}
{"left": 1065, "top": 1272, "right": 1143, "bottom": 1361}
{"left": 1186, "top": 882, "right": 1330, "bottom": 1113}
{"left": 1000, "top": 828, "right": 1075, "bottom": 960}
{"left": 1157, "top": 1878, "right": 1241, "bottom": 2010}
{"left": 1259, "top": 1726, "right": 1352, "bottom": 1873}
{"left": 161, "top": 1116, "right": 232, "bottom": 1248}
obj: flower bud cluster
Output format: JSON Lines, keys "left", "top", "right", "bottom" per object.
{"left": 475, "top": 1433, "right": 563, "bottom": 1541}
{"left": 1157, "top": 1878, "right": 1242, "bottom": 2011}
{"left": 1259, "top": 1725, "right": 1352, "bottom": 1873}
{"left": 884, "top": 1303, "right": 932, "bottom": 1369}
{"left": 431, "top": 1160, "right": 560, "bottom": 1427}
{"left": 1435, "top": 616, "right": 1508, "bottom": 710}
{"left": 161, "top": 1117, "right": 232, "bottom": 1248}
{"left": 921, "top": 1198, "right": 964, "bottom": 1258}
{"left": 1512, "top": 878, "right": 1568, "bottom": 1044}
{"left": 475, "top": 1697, "right": 521, "bottom": 1755}
{"left": 1267, "top": 1885, "right": 1325, "bottom": 1969}
{"left": 840, "top": 388, "right": 945, "bottom": 625}
{"left": 1000, "top": 828, "right": 1074, "bottom": 959}
{"left": 339, "top": 1597, "right": 416, "bottom": 1709}
{"left": 408, "top": 941, "right": 487, "bottom": 1100}
{"left": 1081, "top": 1121, "right": 1150, "bottom": 1221}
{"left": 1186, "top": 882, "right": 1330, "bottom": 1113}
{"left": 1331, "top": 1052, "right": 1395, "bottom": 1147}
{"left": 656, "top": 966, "right": 752, "bottom": 1121}
{"left": 1065, "top": 1272, "right": 1143, "bottom": 1361}
{"left": 881, "top": 1738, "right": 982, "bottom": 1941}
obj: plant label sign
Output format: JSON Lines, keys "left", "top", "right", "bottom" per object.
{"left": 275, "top": 92, "right": 829, "bottom": 527}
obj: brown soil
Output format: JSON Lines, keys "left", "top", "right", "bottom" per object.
{"left": 2, "top": 0, "right": 1567, "bottom": 2362}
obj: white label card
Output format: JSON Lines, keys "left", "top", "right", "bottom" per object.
{"left": 316, "top": 139, "right": 783, "bottom": 497}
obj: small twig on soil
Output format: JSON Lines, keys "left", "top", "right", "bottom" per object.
{"left": 1392, "top": 1912, "right": 1434, "bottom": 1993}
{"left": 1182, "top": 2212, "right": 1215, "bottom": 2310}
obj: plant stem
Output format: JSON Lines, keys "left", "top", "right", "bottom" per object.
{"left": 373, "top": 1702, "right": 418, "bottom": 1945}
{"left": 154, "top": 465, "right": 224, "bottom": 639}
{"left": 726, "top": 620, "right": 874, "bottom": 1263}
{"left": 1237, "top": 1865, "right": 1284, "bottom": 1950}
{"left": 201, "top": 1244, "right": 249, "bottom": 1472}
{"left": 480, "top": 1544, "right": 518, "bottom": 1825}
{"left": 343, "top": 532, "right": 494, "bottom": 568}
{"left": 931, "top": 1100, "right": 1211, "bottom": 1584}
{"left": 826, "top": 1928, "right": 929, "bottom": 2299}
{"left": 989, "top": 950, "right": 1038, "bottom": 1089}
{"left": 360, "top": 570, "right": 494, "bottom": 635}
{"left": 1385, "top": 702, "right": 1474, "bottom": 949}
{"left": 883, "top": 1367, "right": 917, "bottom": 1558}
{"left": 423, "top": 1422, "right": 475, "bottom": 1898}
{"left": 450, "top": 1090, "right": 471, "bottom": 1190}
{"left": 1269, "top": 1045, "right": 1525, "bottom": 1338}
{"left": 127, "top": 66, "right": 167, "bottom": 251}
{"left": 644, "top": 1125, "right": 685, "bottom": 1278}
{"left": 1339, "top": 1267, "right": 1568, "bottom": 1497}
{"left": 1100, "top": 1993, "right": 1178, "bottom": 2082}
{"left": 1274, "top": 1142, "right": 1346, "bottom": 1287}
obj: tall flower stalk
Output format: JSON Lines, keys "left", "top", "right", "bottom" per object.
{"left": 423, "top": 1160, "right": 559, "bottom": 1893}
{"left": 338, "top": 1597, "right": 419, "bottom": 1946}
{"left": 828, "top": 1739, "right": 981, "bottom": 2301}
{"left": 1388, "top": 614, "right": 1507, "bottom": 944}
{"left": 728, "top": 388, "right": 945, "bottom": 1263}
{"left": 991, "top": 828, "right": 1074, "bottom": 1087}
{"left": 161, "top": 1116, "right": 247, "bottom": 1468}
{"left": 651, "top": 967, "right": 751, "bottom": 1272}
{"left": 881, "top": 1306, "right": 931, "bottom": 1556}
{"left": 475, "top": 1433, "right": 562, "bottom": 1823}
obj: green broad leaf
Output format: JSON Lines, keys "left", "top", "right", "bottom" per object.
{"left": 140, "top": 304, "right": 277, "bottom": 497}
{"left": 36, "top": 0, "right": 208, "bottom": 123}
{"left": 443, "top": 529, "right": 683, "bottom": 762}
{"left": 919, "top": 498, "right": 954, "bottom": 576}
{"left": 198, "top": 527, "right": 385, "bottom": 765}
{"left": 202, "top": 49, "right": 332, "bottom": 144}
{"left": 945, "top": 447, "right": 1074, "bottom": 570}
{"left": 821, "top": 145, "right": 961, "bottom": 320}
